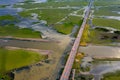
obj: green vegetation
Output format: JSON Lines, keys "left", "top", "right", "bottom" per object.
{"left": 89, "top": 28, "right": 120, "bottom": 44}
{"left": 0, "top": 15, "right": 17, "bottom": 21}
{"left": 103, "top": 71, "right": 120, "bottom": 80}
{"left": 93, "top": 18, "right": 120, "bottom": 30}
{"left": 19, "top": 9, "right": 75, "bottom": 25}
{"left": 54, "top": 22, "right": 74, "bottom": 34}
{"left": 54, "top": 18, "right": 83, "bottom": 34}
{"left": 72, "top": 53, "right": 84, "bottom": 73}
{"left": 94, "top": 6, "right": 120, "bottom": 16}
{"left": 14, "top": 1, "right": 88, "bottom": 9}
{"left": 0, "top": 5, "right": 7, "bottom": 8}
{"left": 94, "top": 0, "right": 120, "bottom": 6}
{"left": 0, "top": 25, "right": 41, "bottom": 38}
{"left": 0, "top": 48, "right": 47, "bottom": 72}
{"left": 80, "top": 24, "right": 89, "bottom": 46}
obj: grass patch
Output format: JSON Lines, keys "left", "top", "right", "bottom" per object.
{"left": 0, "top": 48, "right": 47, "bottom": 73}
{"left": 14, "top": 1, "right": 88, "bottom": 9}
{"left": 80, "top": 24, "right": 89, "bottom": 46}
{"left": 72, "top": 53, "right": 84, "bottom": 73}
{"left": 0, "top": 24, "right": 41, "bottom": 38}
{"left": 94, "top": 6, "right": 120, "bottom": 16}
{"left": 103, "top": 71, "right": 120, "bottom": 80}
{"left": 0, "top": 5, "right": 8, "bottom": 8}
{"left": 19, "top": 9, "right": 75, "bottom": 25}
{"left": 94, "top": 0, "right": 120, "bottom": 6}
{"left": 0, "top": 15, "right": 17, "bottom": 21}
{"left": 93, "top": 18, "right": 120, "bottom": 30}
{"left": 54, "top": 22, "right": 74, "bottom": 34}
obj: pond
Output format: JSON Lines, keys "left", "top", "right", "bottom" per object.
{"left": 79, "top": 45, "right": 120, "bottom": 58}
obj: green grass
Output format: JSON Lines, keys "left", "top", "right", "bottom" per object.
{"left": 14, "top": 1, "right": 88, "bottom": 9}
{"left": 103, "top": 71, "right": 120, "bottom": 80}
{"left": 54, "top": 22, "right": 74, "bottom": 34}
{"left": 19, "top": 9, "right": 76, "bottom": 25}
{"left": 54, "top": 19, "right": 82, "bottom": 34}
{"left": 0, "top": 48, "right": 47, "bottom": 73}
{"left": 0, "top": 25, "right": 41, "bottom": 38}
{"left": 94, "top": 0, "right": 120, "bottom": 6}
{"left": 0, "top": 5, "right": 7, "bottom": 8}
{"left": 93, "top": 18, "right": 120, "bottom": 30}
{"left": 0, "top": 15, "right": 17, "bottom": 21}
{"left": 94, "top": 6, "right": 120, "bottom": 16}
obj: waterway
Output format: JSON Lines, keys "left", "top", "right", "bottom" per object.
{"left": 79, "top": 45, "right": 120, "bottom": 80}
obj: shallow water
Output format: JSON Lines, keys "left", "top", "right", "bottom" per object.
{"left": 79, "top": 45, "right": 120, "bottom": 58}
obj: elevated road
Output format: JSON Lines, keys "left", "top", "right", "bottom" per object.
{"left": 60, "top": 0, "right": 93, "bottom": 80}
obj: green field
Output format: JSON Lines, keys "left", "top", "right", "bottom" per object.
{"left": 93, "top": 18, "right": 120, "bottom": 30}
{"left": 19, "top": 9, "right": 77, "bottom": 25}
{"left": 94, "top": 0, "right": 120, "bottom": 6}
{"left": 94, "top": 6, "right": 120, "bottom": 16}
{"left": 0, "top": 48, "right": 46, "bottom": 73}
{"left": 103, "top": 71, "right": 120, "bottom": 80}
{"left": 14, "top": 1, "right": 88, "bottom": 9}
{"left": 0, "top": 15, "right": 17, "bottom": 21}
{"left": 0, "top": 25, "right": 41, "bottom": 38}
{"left": 54, "top": 17, "right": 82, "bottom": 34}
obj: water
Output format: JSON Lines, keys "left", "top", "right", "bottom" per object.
{"left": 0, "top": 38, "right": 58, "bottom": 50}
{"left": 0, "top": 0, "right": 24, "bottom": 5}
{"left": 79, "top": 45, "right": 120, "bottom": 58}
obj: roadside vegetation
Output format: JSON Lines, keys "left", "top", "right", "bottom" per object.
{"left": 0, "top": 24, "right": 42, "bottom": 38}
{"left": 72, "top": 53, "right": 84, "bottom": 73}
{"left": 80, "top": 24, "right": 89, "bottom": 46}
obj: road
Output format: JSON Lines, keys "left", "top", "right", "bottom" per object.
{"left": 60, "top": 0, "right": 93, "bottom": 80}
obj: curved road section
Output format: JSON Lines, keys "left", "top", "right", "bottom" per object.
{"left": 60, "top": 0, "right": 93, "bottom": 80}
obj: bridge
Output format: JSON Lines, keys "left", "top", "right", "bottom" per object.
{"left": 60, "top": 0, "right": 93, "bottom": 80}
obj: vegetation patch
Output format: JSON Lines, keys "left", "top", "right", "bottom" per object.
{"left": 103, "top": 71, "right": 120, "bottom": 80}
{"left": 0, "top": 48, "right": 47, "bottom": 73}
{"left": 54, "top": 22, "right": 74, "bottom": 34}
{"left": 72, "top": 53, "right": 84, "bottom": 73}
{"left": 14, "top": 1, "right": 88, "bottom": 9}
{"left": 0, "top": 15, "right": 17, "bottom": 21}
{"left": 80, "top": 24, "right": 89, "bottom": 46}
{"left": 0, "top": 24, "right": 41, "bottom": 38}
{"left": 94, "top": 0, "right": 120, "bottom": 6}
{"left": 89, "top": 28, "right": 120, "bottom": 45}
{"left": 19, "top": 9, "right": 75, "bottom": 25}
{"left": 93, "top": 18, "right": 120, "bottom": 30}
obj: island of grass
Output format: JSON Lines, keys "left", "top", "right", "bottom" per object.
{"left": 0, "top": 48, "right": 47, "bottom": 73}
{"left": 103, "top": 71, "right": 120, "bottom": 80}
{"left": 93, "top": 18, "right": 120, "bottom": 30}
{"left": 0, "top": 24, "right": 42, "bottom": 38}
{"left": 0, "top": 47, "right": 47, "bottom": 80}
{"left": 0, "top": 15, "right": 17, "bottom": 21}
{"left": 94, "top": 6, "right": 120, "bottom": 16}
{"left": 14, "top": 1, "right": 88, "bottom": 9}
{"left": 94, "top": 0, "right": 120, "bottom": 6}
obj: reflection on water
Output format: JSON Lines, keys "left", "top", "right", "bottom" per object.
{"left": 79, "top": 45, "right": 120, "bottom": 58}
{"left": 90, "top": 61, "right": 120, "bottom": 75}
{"left": 0, "top": 39, "right": 59, "bottom": 51}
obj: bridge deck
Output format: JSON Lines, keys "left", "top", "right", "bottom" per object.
{"left": 60, "top": 0, "right": 93, "bottom": 80}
